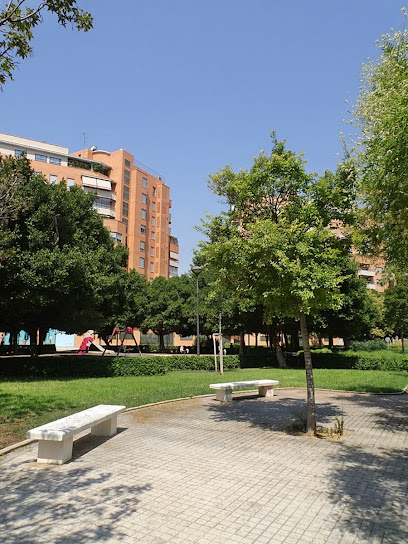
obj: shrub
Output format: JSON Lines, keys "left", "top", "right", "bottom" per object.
{"left": 349, "top": 339, "right": 387, "bottom": 352}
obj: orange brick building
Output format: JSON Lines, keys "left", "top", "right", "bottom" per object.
{"left": 0, "top": 132, "right": 179, "bottom": 279}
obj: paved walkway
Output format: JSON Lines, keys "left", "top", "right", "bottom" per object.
{"left": 1, "top": 389, "right": 407, "bottom": 544}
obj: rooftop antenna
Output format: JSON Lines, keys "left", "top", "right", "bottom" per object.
{"left": 82, "top": 132, "right": 87, "bottom": 147}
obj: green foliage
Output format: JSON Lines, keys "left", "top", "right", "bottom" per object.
{"left": 0, "top": 354, "right": 240, "bottom": 379}
{"left": 142, "top": 274, "right": 196, "bottom": 351}
{"left": 384, "top": 273, "right": 408, "bottom": 339}
{"left": 352, "top": 14, "right": 408, "bottom": 266}
{"left": 0, "top": 1, "right": 93, "bottom": 87}
{"left": 349, "top": 339, "right": 388, "bottom": 351}
{"left": 0, "top": 155, "right": 127, "bottom": 344}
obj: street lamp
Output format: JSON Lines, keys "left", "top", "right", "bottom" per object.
{"left": 191, "top": 265, "right": 202, "bottom": 355}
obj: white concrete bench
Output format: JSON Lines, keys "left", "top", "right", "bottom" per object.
{"left": 210, "top": 380, "right": 279, "bottom": 402}
{"left": 27, "top": 404, "right": 126, "bottom": 464}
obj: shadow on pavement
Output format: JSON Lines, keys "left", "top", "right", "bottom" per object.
{"left": 0, "top": 464, "right": 151, "bottom": 543}
{"left": 325, "top": 443, "right": 408, "bottom": 542}
{"left": 207, "top": 393, "right": 342, "bottom": 432}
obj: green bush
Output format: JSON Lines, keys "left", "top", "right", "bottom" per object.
{"left": 0, "top": 354, "right": 240, "bottom": 378}
{"left": 349, "top": 339, "right": 387, "bottom": 351}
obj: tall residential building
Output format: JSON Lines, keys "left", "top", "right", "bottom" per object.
{"left": 0, "top": 132, "right": 179, "bottom": 279}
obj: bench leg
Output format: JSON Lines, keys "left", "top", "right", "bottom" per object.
{"left": 37, "top": 437, "right": 73, "bottom": 465}
{"left": 258, "top": 385, "right": 274, "bottom": 397}
{"left": 91, "top": 415, "right": 118, "bottom": 436}
{"left": 215, "top": 388, "right": 232, "bottom": 402}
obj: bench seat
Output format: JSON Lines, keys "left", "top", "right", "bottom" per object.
{"left": 210, "top": 379, "right": 279, "bottom": 402}
{"left": 27, "top": 404, "right": 126, "bottom": 464}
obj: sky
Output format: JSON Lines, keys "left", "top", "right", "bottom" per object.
{"left": 1, "top": 0, "right": 405, "bottom": 273}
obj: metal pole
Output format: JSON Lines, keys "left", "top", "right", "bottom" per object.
{"left": 196, "top": 274, "right": 200, "bottom": 355}
{"left": 191, "top": 265, "right": 202, "bottom": 356}
{"left": 219, "top": 312, "right": 224, "bottom": 375}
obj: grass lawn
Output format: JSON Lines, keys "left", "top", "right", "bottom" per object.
{"left": 1, "top": 367, "right": 407, "bottom": 449}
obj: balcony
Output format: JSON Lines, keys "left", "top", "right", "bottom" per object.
{"left": 358, "top": 269, "right": 375, "bottom": 277}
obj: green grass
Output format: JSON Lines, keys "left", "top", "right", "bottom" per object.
{"left": 1, "top": 367, "right": 407, "bottom": 449}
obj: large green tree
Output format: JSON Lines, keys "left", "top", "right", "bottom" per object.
{"left": 0, "top": 0, "right": 93, "bottom": 87}
{"left": 200, "top": 134, "right": 354, "bottom": 435}
{"left": 142, "top": 274, "right": 195, "bottom": 352}
{"left": 0, "top": 155, "right": 126, "bottom": 353}
{"left": 352, "top": 13, "right": 408, "bottom": 266}
{"left": 384, "top": 273, "right": 408, "bottom": 352}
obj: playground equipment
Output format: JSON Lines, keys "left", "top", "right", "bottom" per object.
{"left": 103, "top": 326, "right": 142, "bottom": 356}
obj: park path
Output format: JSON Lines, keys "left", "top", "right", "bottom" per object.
{"left": 0, "top": 388, "right": 407, "bottom": 543}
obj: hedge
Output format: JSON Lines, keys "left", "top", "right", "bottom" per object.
{"left": 0, "top": 354, "right": 239, "bottom": 379}
{"left": 0, "top": 350, "right": 407, "bottom": 379}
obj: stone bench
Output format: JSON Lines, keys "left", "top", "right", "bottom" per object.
{"left": 210, "top": 380, "right": 279, "bottom": 402}
{"left": 27, "top": 404, "right": 126, "bottom": 464}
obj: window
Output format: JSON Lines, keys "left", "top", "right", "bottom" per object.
{"left": 35, "top": 153, "right": 47, "bottom": 162}
{"left": 123, "top": 185, "right": 130, "bottom": 201}
{"left": 150, "top": 262, "right": 154, "bottom": 273}
{"left": 140, "top": 241, "right": 145, "bottom": 252}
{"left": 15, "top": 149, "right": 24, "bottom": 157}
{"left": 122, "top": 218, "right": 128, "bottom": 231}
{"left": 141, "top": 225, "right": 146, "bottom": 234}
{"left": 49, "top": 157, "right": 61, "bottom": 165}
{"left": 152, "top": 187, "right": 156, "bottom": 196}
{"left": 122, "top": 202, "right": 129, "bottom": 217}
{"left": 142, "top": 177, "right": 147, "bottom": 188}
{"left": 376, "top": 266, "right": 383, "bottom": 274}
{"left": 49, "top": 174, "right": 58, "bottom": 184}
{"left": 125, "top": 159, "right": 131, "bottom": 168}
{"left": 124, "top": 169, "right": 130, "bottom": 185}
{"left": 151, "top": 216, "right": 155, "bottom": 226}
{"left": 142, "top": 193, "right": 147, "bottom": 204}
{"left": 141, "top": 209, "right": 147, "bottom": 220}
{"left": 150, "top": 247, "right": 154, "bottom": 257}
{"left": 110, "top": 232, "right": 122, "bottom": 243}
{"left": 67, "top": 178, "right": 75, "bottom": 187}
{"left": 139, "top": 257, "right": 145, "bottom": 269}
{"left": 151, "top": 231, "right": 155, "bottom": 240}
{"left": 152, "top": 201, "right": 156, "bottom": 211}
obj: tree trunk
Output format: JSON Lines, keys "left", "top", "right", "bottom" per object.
{"left": 272, "top": 334, "right": 287, "bottom": 368}
{"left": 299, "top": 312, "right": 316, "bottom": 436}
{"left": 255, "top": 333, "right": 258, "bottom": 347}
{"left": 402, "top": 332, "right": 405, "bottom": 354}
{"left": 29, "top": 328, "right": 39, "bottom": 358}
{"left": 239, "top": 332, "right": 245, "bottom": 355}
{"left": 159, "top": 331, "right": 165, "bottom": 353}
{"left": 328, "top": 335, "right": 334, "bottom": 349}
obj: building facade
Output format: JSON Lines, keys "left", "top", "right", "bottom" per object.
{"left": 0, "top": 132, "right": 179, "bottom": 279}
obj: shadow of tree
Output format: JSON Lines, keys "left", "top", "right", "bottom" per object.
{"left": 329, "top": 392, "right": 408, "bottom": 434}
{"left": 324, "top": 444, "right": 408, "bottom": 542}
{"left": 208, "top": 394, "right": 342, "bottom": 433}
{"left": 208, "top": 392, "right": 408, "bottom": 542}
{"left": 0, "top": 462, "right": 152, "bottom": 543}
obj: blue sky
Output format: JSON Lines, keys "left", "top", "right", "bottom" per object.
{"left": 1, "top": 0, "right": 405, "bottom": 272}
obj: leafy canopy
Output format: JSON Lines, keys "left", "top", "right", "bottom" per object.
{"left": 352, "top": 11, "right": 408, "bottom": 266}
{"left": 0, "top": 0, "right": 93, "bottom": 87}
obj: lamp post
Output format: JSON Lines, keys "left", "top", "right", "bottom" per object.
{"left": 191, "top": 265, "right": 202, "bottom": 355}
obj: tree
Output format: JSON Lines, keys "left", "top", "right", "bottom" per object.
{"left": 352, "top": 11, "right": 408, "bottom": 267}
{"left": 312, "top": 255, "right": 378, "bottom": 348}
{"left": 200, "top": 133, "right": 354, "bottom": 435}
{"left": 142, "top": 274, "right": 195, "bottom": 352}
{"left": 0, "top": 154, "right": 126, "bottom": 353}
{"left": 0, "top": 0, "right": 93, "bottom": 87}
{"left": 384, "top": 273, "right": 408, "bottom": 352}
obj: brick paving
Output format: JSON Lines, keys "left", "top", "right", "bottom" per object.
{"left": 0, "top": 388, "right": 407, "bottom": 543}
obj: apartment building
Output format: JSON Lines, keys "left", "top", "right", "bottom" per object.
{"left": 0, "top": 132, "right": 179, "bottom": 279}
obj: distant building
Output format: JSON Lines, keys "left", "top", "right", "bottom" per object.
{"left": 0, "top": 132, "right": 179, "bottom": 279}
